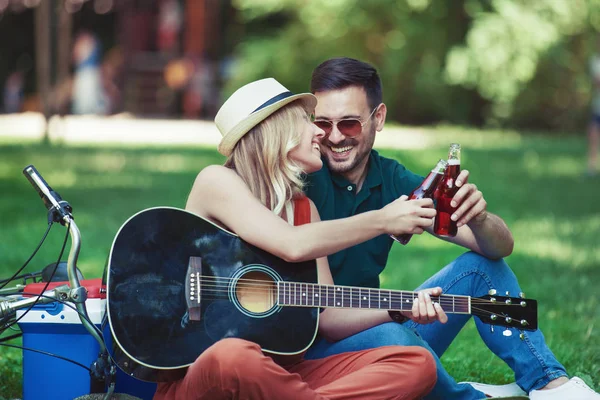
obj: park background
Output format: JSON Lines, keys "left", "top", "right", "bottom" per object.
{"left": 0, "top": 0, "right": 599, "bottom": 399}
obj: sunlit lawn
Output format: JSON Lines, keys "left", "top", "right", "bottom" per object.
{"left": 0, "top": 127, "right": 599, "bottom": 398}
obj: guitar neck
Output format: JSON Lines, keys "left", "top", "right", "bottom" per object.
{"left": 277, "top": 282, "right": 471, "bottom": 314}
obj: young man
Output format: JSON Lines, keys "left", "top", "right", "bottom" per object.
{"left": 303, "top": 57, "right": 600, "bottom": 400}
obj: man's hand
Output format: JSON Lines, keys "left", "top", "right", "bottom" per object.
{"left": 451, "top": 170, "right": 487, "bottom": 228}
{"left": 402, "top": 287, "right": 448, "bottom": 325}
{"left": 431, "top": 170, "right": 514, "bottom": 259}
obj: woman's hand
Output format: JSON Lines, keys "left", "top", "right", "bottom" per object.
{"left": 382, "top": 195, "right": 437, "bottom": 236}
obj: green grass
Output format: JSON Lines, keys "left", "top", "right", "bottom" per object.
{"left": 0, "top": 128, "right": 599, "bottom": 398}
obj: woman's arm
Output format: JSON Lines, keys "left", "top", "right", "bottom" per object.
{"left": 186, "top": 165, "right": 436, "bottom": 263}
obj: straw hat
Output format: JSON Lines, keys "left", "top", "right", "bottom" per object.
{"left": 215, "top": 78, "right": 317, "bottom": 156}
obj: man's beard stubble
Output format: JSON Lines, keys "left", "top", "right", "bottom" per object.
{"left": 322, "top": 129, "right": 376, "bottom": 175}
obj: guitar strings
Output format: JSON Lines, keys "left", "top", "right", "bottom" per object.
{"left": 191, "top": 286, "right": 524, "bottom": 317}
{"left": 197, "top": 285, "right": 525, "bottom": 309}
{"left": 187, "top": 275, "right": 523, "bottom": 306}
{"left": 196, "top": 278, "right": 517, "bottom": 305}
{"left": 184, "top": 286, "right": 526, "bottom": 323}
{"left": 194, "top": 276, "right": 471, "bottom": 306}
{"left": 149, "top": 272, "right": 531, "bottom": 325}
{"left": 182, "top": 275, "right": 530, "bottom": 322}
{"left": 197, "top": 285, "right": 524, "bottom": 310}
{"left": 192, "top": 289, "right": 528, "bottom": 326}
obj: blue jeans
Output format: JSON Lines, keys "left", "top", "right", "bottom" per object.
{"left": 305, "top": 252, "right": 567, "bottom": 400}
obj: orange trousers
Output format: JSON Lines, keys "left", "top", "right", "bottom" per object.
{"left": 154, "top": 338, "right": 436, "bottom": 400}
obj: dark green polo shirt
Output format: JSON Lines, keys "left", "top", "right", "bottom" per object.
{"left": 305, "top": 150, "right": 423, "bottom": 289}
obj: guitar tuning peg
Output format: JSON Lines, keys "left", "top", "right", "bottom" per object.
{"left": 488, "top": 289, "right": 497, "bottom": 295}
{"left": 519, "top": 292, "right": 526, "bottom": 298}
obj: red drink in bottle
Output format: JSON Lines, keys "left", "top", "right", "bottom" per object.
{"left": 434, "top": 143, "right": 461, "bottom": 237}
{"left": 391, "top": 158, "right": 448, "bottom": 245}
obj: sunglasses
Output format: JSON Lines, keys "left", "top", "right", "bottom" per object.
{"left": 312, "top": 105, "right": 379, "bottom": 137}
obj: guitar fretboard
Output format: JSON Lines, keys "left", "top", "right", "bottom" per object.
{"left": 277, "top": 282, "right": 470, "bottom": 314}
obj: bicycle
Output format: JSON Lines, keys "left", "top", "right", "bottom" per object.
{"left": 0, "top": 165, "right": 154, "bottom": 400}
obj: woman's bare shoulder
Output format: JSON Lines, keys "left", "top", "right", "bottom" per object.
{"left": 187, "top": 165, "right": 248, "bottom": 215}
{"left": 193, "top": 164, "right": 242, "bottom": 188}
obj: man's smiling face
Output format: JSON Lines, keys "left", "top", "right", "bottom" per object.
{"left": 313, "top": 86, "right": 379, "bottom": 182}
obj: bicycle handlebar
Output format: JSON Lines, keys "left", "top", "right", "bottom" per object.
{"left": 0, "top": 165, "right": 117, "bottom": 399}
{"left": 2, "top": 166, "right": 106, "bottom": 354}
{"left": 63, "top": 217, "right": 107, "bottom": 353}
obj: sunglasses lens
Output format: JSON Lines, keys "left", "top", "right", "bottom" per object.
{"left": 337, "top": 119, "right": 362, "bottom": 136}
{"left": 314, "top": 121, "right": 333, "bottom": 134}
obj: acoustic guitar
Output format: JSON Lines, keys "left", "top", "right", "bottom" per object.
{"left": 105, "top": 207, "right": 537, "bottom": 382}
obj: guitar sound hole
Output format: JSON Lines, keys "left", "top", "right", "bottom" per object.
{"left": 235, "top": 271, "right": 277, "bottom": 314}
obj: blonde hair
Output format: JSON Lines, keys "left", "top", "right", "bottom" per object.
{"left": 224, "top": 101, "right": 309, "bottom": 218}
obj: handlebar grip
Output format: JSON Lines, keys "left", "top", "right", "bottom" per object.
{"left": 22, "top": 164, "right": 72, "bottom": 223}
{"left": 23, "top": 165, "right": 60, "bottom": 210}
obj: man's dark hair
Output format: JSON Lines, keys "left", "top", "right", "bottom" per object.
{"left": 310, "top": 57, "right": 382, "bottom": 110}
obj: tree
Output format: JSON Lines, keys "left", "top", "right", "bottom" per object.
{"left": 224, "top": 0, "right": 600, "bottom": 132}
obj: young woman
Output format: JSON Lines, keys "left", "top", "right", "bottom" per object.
{"left": 154, "top": 78, "right": 438, "bottom": 400}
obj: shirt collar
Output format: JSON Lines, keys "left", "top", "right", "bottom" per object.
{"left": 329, "top": 150, "right": 382, "bottom": 190}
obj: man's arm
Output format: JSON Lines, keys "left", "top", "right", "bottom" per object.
{"left": 427, "top": 211, "right": 513, "bottom": 259}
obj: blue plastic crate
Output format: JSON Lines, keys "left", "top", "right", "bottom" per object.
{"left": 17, "top": 298, "right": 157, "bottom": 400}
{"left": 17, "top": 299, "right": 106, "bottom": 400}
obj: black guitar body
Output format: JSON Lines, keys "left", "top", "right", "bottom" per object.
{"left": 106, "top": 207, "right": 318, "bottom": 382}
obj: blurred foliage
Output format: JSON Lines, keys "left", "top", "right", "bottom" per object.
{"left": 223, "top": 0, "right": 600, "bottom": 132}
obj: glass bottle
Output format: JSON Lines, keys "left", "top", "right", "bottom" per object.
{"left": 391, "top": 158, "right": 448, "bottom": 245}
{"left": 434, "top": 143, "right": 461, "bottom": 237}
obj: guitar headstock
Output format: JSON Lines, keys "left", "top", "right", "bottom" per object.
{"left": 472, "top": 292, "right": 538, "bottom": 331}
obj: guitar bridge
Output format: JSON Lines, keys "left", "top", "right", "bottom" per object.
{"left": 186, "top": 256, "right": 202, "bottom": 321}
